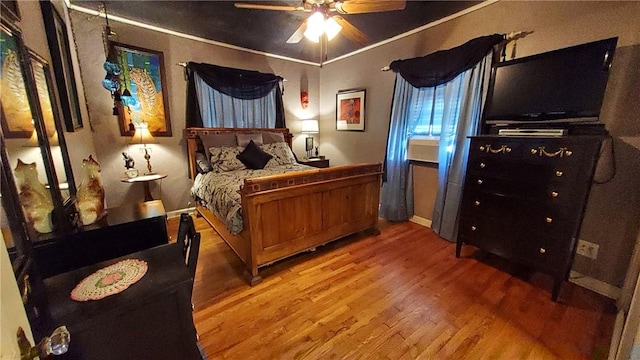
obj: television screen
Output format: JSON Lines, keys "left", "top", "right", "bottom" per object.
{"left": 483, "top": 37, "right": 617, "bottom": 125}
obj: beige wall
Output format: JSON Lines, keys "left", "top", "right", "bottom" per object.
{"left": 69, "top": 10, "right": 321, "bottom": 211}
{"left": 319, "top": 1, "right": 640, "bottom": 287}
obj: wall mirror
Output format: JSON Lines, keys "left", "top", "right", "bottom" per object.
{"left": 1, "top": 13, "right": 78, "bottom": 260}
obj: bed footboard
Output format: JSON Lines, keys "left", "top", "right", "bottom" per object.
{"left": 239, "top": 163, "right": 382, "bottom": 284}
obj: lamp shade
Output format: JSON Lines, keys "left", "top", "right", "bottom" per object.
{"left": 132, "top": 123, "right": 157, "bottom": 145}
{"left": 301, "top": 119, "right": 319, "bottom": 134}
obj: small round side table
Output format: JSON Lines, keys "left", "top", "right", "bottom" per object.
{"left": 120, "top": 173, "right": 167, "bottom": 201}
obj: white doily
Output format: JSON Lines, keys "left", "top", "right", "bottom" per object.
{"left": 70, "top": 259, "right": 148, "bottom": 301}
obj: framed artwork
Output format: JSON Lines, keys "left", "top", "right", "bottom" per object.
{"left": 336, "top": 89, "right": 366, "bottom": 131}
{"left": 305, "top": 137, "right": 314, "bottom": 151}
{"left": 41, "top": 1, "right": 83, "bottom": 132}
{"left": 0, "top": 1, "right": 20, "bottom": 22}
{"left": 111, "top": 42, "right": 172, "bottom": 137}
{"left": 0, "top": 23, "right": 33, "bottom": 138}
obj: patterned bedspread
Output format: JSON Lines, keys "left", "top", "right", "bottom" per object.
{"left": 191, "top": 164, "right": 314, "bottom": 235}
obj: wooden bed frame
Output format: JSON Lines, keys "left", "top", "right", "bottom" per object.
{"left": 186, "top": 127, "right": 383, "bottom": 285}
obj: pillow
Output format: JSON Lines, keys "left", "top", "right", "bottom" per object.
{"left": 200, "top": 133, "right": 237, "bottom": 161}
{"left": 261, "top": 131, "right": 285, "bottom": 144}
{"left": 261, "top": 142, "right": 297, "bottom": 167}
{"left": 237, "top": 133, "right": 263, "bottom": 147}
{"left": 236, "top": 140, "right": 273, "bottom": 170}
{"left": 209, "top": 146, "right": 246, "bottom": 172}
{"left": 195, "top": 152, "right": 212, "bottom": 173}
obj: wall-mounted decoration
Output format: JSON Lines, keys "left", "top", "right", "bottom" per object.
{"left": 0, "top": 23, "right": 32, "bottom": 138}
{"left": 111, "top": 42, "right": 172, "bottom": 137}
{"left": 0, "top": 1, "right": 20, "bottom": 22}
{"left": 41, "top": 1, "right": 84, "bottom": 132}
{"left": 336, "top": 89, "right": 365, "bottom": 131}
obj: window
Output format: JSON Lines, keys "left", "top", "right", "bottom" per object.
{"left": 412, "top": 87, "right": 445, "bottom": 136}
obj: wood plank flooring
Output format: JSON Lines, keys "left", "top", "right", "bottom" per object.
{"left": 168, "top": 215, "right": 616, "bottom": 360}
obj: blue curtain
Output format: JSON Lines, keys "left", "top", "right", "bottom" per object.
{"left": 380, "top": 75, "right": 429, "bottom": 221}
{"left": 195, "top": 73, "right": 277, "bottom": 128}
{"left": 431, "top": 53, "right": 493, "bottom": 241}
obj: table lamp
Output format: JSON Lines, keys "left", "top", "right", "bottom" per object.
{"left": 301, "top": 119, "right": 319, "bottom": 159}
{"left": 132, "top": 122, "right": 157, "bottom": 174}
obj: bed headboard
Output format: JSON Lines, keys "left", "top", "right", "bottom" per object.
{"left": 185, "top": 127, "right": 293, "bottom": 180}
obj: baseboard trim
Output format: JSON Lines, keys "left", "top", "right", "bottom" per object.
{"left": 409, "top": 215, "right": 432, "bottom": 228}
{"left": 166, "top": 207, "right": 196, "bottom": 219}
{"left": 569, "top": 270, "right": 621, "bottom": 300}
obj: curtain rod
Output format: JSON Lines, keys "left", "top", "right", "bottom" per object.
{"left": 177, "top": 62, "right": 287, "bottom": 81}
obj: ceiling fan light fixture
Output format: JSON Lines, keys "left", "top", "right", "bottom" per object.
{"left": 304, "top": 11, "right": 325, "bottom": 42}
{"left": 324, "top": 16, "right": 342, "bottom": 41}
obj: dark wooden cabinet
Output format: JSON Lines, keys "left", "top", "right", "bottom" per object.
{"left": 299, "top": 158, "right": 330, "bottom": 168}
{"left": 36, "top": 243, "right": 201, "bottom": 360}
{"left": 456, "top": 135, "right": 604, "bottom": 300}
{"left": 33, "top": 201, "right": 169, "bottom": 278}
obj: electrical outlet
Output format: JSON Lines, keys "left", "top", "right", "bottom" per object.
{"left": 576, "top": 239, "right": 599, "bottom": 259}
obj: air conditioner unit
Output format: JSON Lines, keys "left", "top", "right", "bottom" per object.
{"left": 407, "top": 136, "right": 439, "bottom": 163}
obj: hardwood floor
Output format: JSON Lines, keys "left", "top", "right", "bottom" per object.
{"left": 168, "top": 215, "right": 616, "bottom": 359}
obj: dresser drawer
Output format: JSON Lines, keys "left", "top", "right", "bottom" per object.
{"left": 512, "top": 232, "right": 573, "bottom": 277}
{"left": 467, "top": 157, "right": 581, "bottom": 185}
{"left": 459, "top": 216, "right": 513, "bottom": 259}
{"left": 465, "top": 174, "right": 580, "bottom": 205}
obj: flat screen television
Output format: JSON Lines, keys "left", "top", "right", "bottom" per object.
{"left": 483, "top": 37, "right": 618, "bottom": 126}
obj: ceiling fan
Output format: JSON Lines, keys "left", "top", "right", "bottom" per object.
{"left": 234, "top": 0, "right": 406, "bottom": 45}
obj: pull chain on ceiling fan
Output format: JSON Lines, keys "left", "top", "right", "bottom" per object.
{"left": 234, "top": 0, "right": 406, "bottom": 45}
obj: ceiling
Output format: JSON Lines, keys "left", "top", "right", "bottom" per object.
{"left": 70, "top": 1, "right": 482, "bottom": 64}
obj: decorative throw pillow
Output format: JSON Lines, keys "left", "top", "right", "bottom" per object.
{"left": 261, "top": 142, "right": 297, "bottom": 167}
{"left": 261, "top": 131, "right": 285, "bottom": 144}
{"left": 200, "top": 133, "right": 237, "bottom": 161}
{"left": 209, "top": 146, "right": 246, "bottom": 172}
{"left": 236, "top": 140, "right": 273, "bottom": 170}
{"left": 195, "top": 152, "right": 212, "bottom": 173}
{"left": 237, "top": 133, "right": 263, "bottom": 147}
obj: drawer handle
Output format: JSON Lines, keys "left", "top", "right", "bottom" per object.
{"left": 483, "top": 144, "right": 511, "bottom": 154}
{"left": 477, "top": 179, "right": 483, "bottom": 185}
{"left": 556, "top": 171, "right": 563, "bottom": 177}
{"left": 471, "top": 226, "right": 477, "bottom": 231}
{"left": 539, "top": 248, "right": 546, "bottom": 254}
{"left": 480, "top": 162, "right": 486, "bottom": 168}
{"left": 551, "top": 191, "right": 559, "bottom": 198}
{"left": 474, "top": 200, "right": 480, "bottom": 206}
{"left": 546, "top": 217, "right": 553, "bottom": 223}
{"left": 534, "top": 146, "right": 573, "bottom": 158}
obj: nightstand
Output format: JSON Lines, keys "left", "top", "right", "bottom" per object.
{"left": 121, "top": 173, "right": 167, "bottom": 201}
{"left": 299, "top": 158, "right": 329, "bottom": 168}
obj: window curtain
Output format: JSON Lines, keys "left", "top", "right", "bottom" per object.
{"left": 431, "top": 54, "right": 493, "bottom": 241}
{"left": 195, "top": 74, "right": 277, "bottom": 128}
{"left": 185, "top": 62, "right": 285, "bottom": 128}
{"left": 380, "top": 34, "right": 502, "bottom": 225}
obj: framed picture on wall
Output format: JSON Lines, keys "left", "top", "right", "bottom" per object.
{"left": 336, "top": 88, "right": 365, "bottom": 131}
{"left": 41, "top": 1, "right": 84, "bottom": 132}
{"left": 111, "top": 42, "right": 172, "bottom": 137}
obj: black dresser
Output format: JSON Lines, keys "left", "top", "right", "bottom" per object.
{"left": 456, "top": 135, "right": 604, "bottom": 300}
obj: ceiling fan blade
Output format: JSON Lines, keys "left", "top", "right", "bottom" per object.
{"left": 286, "top": 20, "right": 307, "bottom": 44}
{"left": 234, "top": 3, "right": 305, "bottom": 11}
{"left": 333, "top": 16, "right": 369, "bottom": 45}
{"left": 335, "top": 0, "right": 405, "bottom": 14}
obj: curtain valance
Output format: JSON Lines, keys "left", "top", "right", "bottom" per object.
{"left": 389, "top": 34, "right": 503, "bottom": 88}
{"left": 186, "top": 62, "right": 285, "bottom": 128}
{"left": 188, "top": 62, "right": 283, "bottom": 99}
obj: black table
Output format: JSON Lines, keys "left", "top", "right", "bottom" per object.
{"left": 33, "top": 201, "right": 169, "bottom": 278}
{"left": 37, "top": 243, "right": 201, "bottom": 360}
